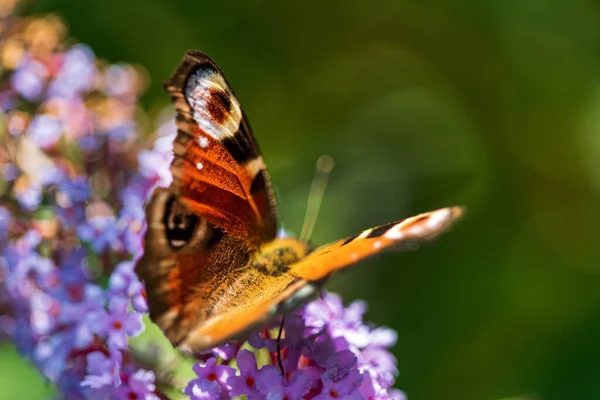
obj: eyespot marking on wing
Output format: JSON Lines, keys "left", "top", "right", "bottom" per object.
{"left": 185, "top": 69, "right": 242, "bottom": 140}
{"left": 162, "top": 195, "right": 200, "bottom": 249}
{"left": 206, "top": 87, "right": 232, "bottom": 123}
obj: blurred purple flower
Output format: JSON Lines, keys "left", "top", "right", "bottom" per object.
{"left": 82, "top": 351, "right": 122, "bottom": 389}
{"left": 109, "top": 261, "right": 148, "bottom": 313}
{"left": 59, "top": 284, "right": 106, "bottom": 348}
{"left": 11, "top": 58, "right": 49, "bottom": 101}
{"left": 57, "top": 176, "right": 90, "bottom": 207}
{"left": 0, "top": 10, "right": 172, "bottom": 399}
{"left": 91, "top": 297, "right": 143, "bottom": 350}
{"left": 27, "top": 114, "right": 63, "bottom": 149}
{"left": 13, "top": 178, "right": 42, "bottom": 210}
{"left": 304, "top": 292, "right": 372, "bottom": 348}
{"left": 77, "top": 215, "right": 123, "bottom": 253}
{"left": 0, "top": 206, "right": 12, "bottom": 240}
{"left": 115, "top": 369, "right": 160, "bottom": 400}
{"left": 103, "top": 64, "right": 137, "bottom": 97}
{"left": 48, "top": 44, "right": 97, "bottom": 98}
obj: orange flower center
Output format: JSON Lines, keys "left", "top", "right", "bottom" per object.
{"left": 330, "top": 390, "right": 340, "bottom": 398}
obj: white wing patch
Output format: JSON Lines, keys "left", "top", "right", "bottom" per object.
{"left": 185, "top": 70, "right": 243, "bottom": 140}
{"left": 384, "top": 207, "right": 459, "bottom": 240}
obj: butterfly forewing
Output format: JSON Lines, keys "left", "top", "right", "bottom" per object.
{"left": 287, "top": 206, "right": 463, "bottom": 281}
{"left": 165, "top": 50, "right": 278, "bottom": 242}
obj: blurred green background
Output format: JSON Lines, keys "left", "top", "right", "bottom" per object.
{"left": 4, "top": 0, "right": 600, "bottom": 399}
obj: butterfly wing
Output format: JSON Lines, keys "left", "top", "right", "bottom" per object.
{"left": 166, "top": 50, "right": 277, "bottom": 242}
{"left": 136, "top": 51, "right": 278, "bottom": 347}
{"left": 288, "top": 206, "right": 463, "bottom": 281}
{"left": 173, "top": 207, "right": 463, "bottom": 351}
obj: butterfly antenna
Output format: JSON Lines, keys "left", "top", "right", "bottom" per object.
{"left": 299, "top": 155, "right": 335, "bottom": 242}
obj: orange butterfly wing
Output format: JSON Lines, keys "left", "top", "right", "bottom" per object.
{"left": 289, "top": 206, "right": 463, "bottom": 281}
{"left": 136, "top": 51, "right": 279, "bottom": 347}
{"left": 165, "top": 50, "right": 278, "bottom": 243}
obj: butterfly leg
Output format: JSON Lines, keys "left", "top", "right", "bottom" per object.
{"left": 277, "top": 316, "right": 286, "bottom": 375}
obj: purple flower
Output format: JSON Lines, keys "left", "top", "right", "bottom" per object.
{"left": 111, "top": 120, "right": 139, "bottom": 141}
{"left": 60, "top": 284, "right": 106, "bottom": 348}
{"left": 227, "top": 349, "right": 281, "bottom": 400}
{"left": 27, "top": 114, "right": 63, "bottom": 149}
{"left": 11, "top": 58, "right": 49, "bottom": 101}
{"left": 182, "top": 291, "right": 402, "bottom": 399}
{"left": 0, "top": 206, "right": 12, "bottom": 241}
{"left": 304, "top": 292, "right": 372, "bottom": 348}
{"left": 0, "top": 11, "right": 162, "bottom": 399}
{"left": 314, "top": 367, "right": 363, "bottom": 400}
{"left": 109, "top": 261, "right": 148, "bottom": 313}
{"left": 184, "top": 358, "right": 236, "bottom": 400}
{"left": 13, "top": 177, "right": 42, "bottom": 211}
{"left": 103, "top": 64, "right": 138, "bottom": 97}
{"left": 48, "top": 44, "right": 97, "bottom": 98}
{"left": 82, "top": 351, "right": 122, "bottom": 389}
{"left": 359, "top": 345, "right": 398, "bottom": 389}
{"left": 209, "top": 341, "right": 239, "bottom": 361}
{"left": 2, "top": 162, "right": 19, "bottom": 181}
{"left": 91, "top": 297, "right": 143, "bottom": 350}
{"left": 114, "top": 369, "right": 160, "bottom": 400}
{"left": 77, "top": 215, "right": 123, "bottom": 253}
{"left": 265, "top": 314, "right": 310, "bottom": 357}
{"left": 33, "top": 330, "right": 76, "bottom": 382}
{"left": 57, "top": 176, "right": 90, "bottom": 207}
{"left": 262, "top": 368, "right": 313, "bottom": 400}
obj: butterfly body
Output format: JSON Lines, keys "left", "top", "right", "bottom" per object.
{"left": 135, "top": 51, "right": 463, "bottom": 353}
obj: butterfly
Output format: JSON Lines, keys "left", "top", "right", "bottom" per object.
{"left": 135, "top": 51, "right": 463, "bottom": 354}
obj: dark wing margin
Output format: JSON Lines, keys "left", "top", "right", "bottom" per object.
{"left": 164, "top": 50, "right": 278, "bottom": 243}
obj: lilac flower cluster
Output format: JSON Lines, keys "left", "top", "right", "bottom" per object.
{"left": 0, "top": 11, "right": 169, "bottom": 399}
{"left": 0, "top": 6, "right": 406, "bottom": 400}
{"left": 185, "top": 292, "right": 405, "bottom": 400}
